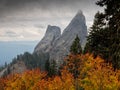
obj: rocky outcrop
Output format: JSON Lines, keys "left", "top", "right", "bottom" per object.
{"left": 34, "top": 10, "right": 87, "bottom": 68}
{"left": 0, "top": 61, "right": 27, "bottom": 77}
{"left": 50, "top": 11, "right": 87, "bottom": 66}
{"left": 34, "top": 25, "right": 61, "bottom": 54}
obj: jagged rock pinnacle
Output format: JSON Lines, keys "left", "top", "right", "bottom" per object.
{"left": 34, "top": 25, "right": 61, "bottom": 53}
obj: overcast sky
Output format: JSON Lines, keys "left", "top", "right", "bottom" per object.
{"left": 0, "top": 0, "right": 103, "bottom": 41}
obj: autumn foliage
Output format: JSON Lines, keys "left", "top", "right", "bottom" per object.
{"left": 78, "top": 54, "right": 120, "bottom": 90}
{"left": 1, "top": 54, "right": 120, "bottom": 90}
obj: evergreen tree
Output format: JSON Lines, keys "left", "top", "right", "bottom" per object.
{"left": 45, "top": 59, "right": 50, "bottom": 73}
{"left": 96, "top": 0, "right": 120, "bottom": 69}
{"left": 4, "top": 62, "right": 7, "bottom": 67}
{"left": 66, "top": 35, "right": 83, "bottom": 78}
{"left": 3, "top": 66, "right": 11, "bottom": 77}
{"left": 70, "top": 35, "right": 82, "bottom": 55}
{"left": 86, "top": 0, "right": 120, "bottom": 69}
{"left": 50, "top": 60, "right": 57, "bottom": 76}
{"left": 85, "top": 12, "right": 109, "bottom": 58}
{"left": 45, "top": 60, "right": 57, "bottom": 77}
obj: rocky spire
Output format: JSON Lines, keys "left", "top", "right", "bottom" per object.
{"left": 49, "top": 10, "right": 87, "bottom": 66}
{"left": 34, "top": 25, "right": 61, "bottom": 54}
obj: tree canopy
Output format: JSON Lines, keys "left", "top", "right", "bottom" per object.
{"left": 70, "top": 35, "right": 82, "bottom": 55}
{"left": 86, "top": 0, "right": 120, "bottom": 69}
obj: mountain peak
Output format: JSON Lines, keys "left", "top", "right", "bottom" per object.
{"left": 34, "top": 25, "right": 61, "bottom": 53}
{"left": 77, "top": 10, "right": 83, "bottom": 15}
{"left": 34, "top": 11, "right": 87, "bottom": 69}
{"left": 46, "top": 25, "right": 61, "bottom": 34}
{"left": 63, "top": 10, "right": 86, "bottom": 34}
{"left": 50, "top": 11, "right": 87, "bottom": 66}
{"left": 73, "top": 10, "right": 85, "bottom": 23}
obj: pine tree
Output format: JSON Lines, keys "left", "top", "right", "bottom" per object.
{"left": 64, "top": 35, "right": 83, "bottom": 78}
{"left": 86, "top": 0, "right": 120, "bottom": 69}
{"left": 96, "top": 0, "right": 120, "bottom": 69}
{"left": 70, "top": 35, "right": 82, "bottom": 55}
{"left": 85, "top": 12, "right": 109, "bottom": 58}
{"left": 45, "top": 59, "right": 50, "bottom": 72}
{"left": 46, "top": 60, "right": 57, "bottom": 77}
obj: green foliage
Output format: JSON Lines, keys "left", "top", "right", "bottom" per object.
{"left": 65, "top": 35, "right": 83, "bottom": 78}
{"left": 85, "top": 12, "right": 109, "bottom": 58}
{"left": 3, "top": 66, "right": 11, "bottom": 77}
{"left": 46, "top": 60, "right": 57, "bottom": 77}
{"left": 0, "top": 62, "right": 8, "bottom": 73}
{"left": 11, "top": 52, "right": 49, "bottom": 70}
{"left": 86, "top": 0, "right": 120, "bottom": 69}
{"left": 70, "top": 35, "right": 82, "bottom": 55}
{"left": 0, "top": 51, "right": 49, "bottom": 77}
{"left": 0, "top": 67, "right": 4, "bottom": 72}
{"left": 45, "top": 59, "right": 50, "bottom": 73}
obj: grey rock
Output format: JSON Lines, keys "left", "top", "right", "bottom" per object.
{"left": 50, "top": 10, "right": 87, "bottom": 66}
{"left": 34, "top": 25, "right": 61, "bottom": 54}
{"left": 0, "top": 61, "right": 27, "bottom": 77}
{"left": 33, "top": 10, "right": 87, "bottom": 68}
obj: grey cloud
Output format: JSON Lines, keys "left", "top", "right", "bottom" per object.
{"left": 5, "top": 31, "right": 18, "bottom": 37}
{"left": 0, "top": 0, "right": 103, "bottom": 41}
{"left": 0, "top": 30, "right": 18, "bottom": 38}
{"left": 0, "top": 0, "right": 101, "bottom": 19}
{"left": 0, "top": 0, "right": 96, "bottom": 11}
{"left": 35, "top": 24, "right": 45, "bottom": 29}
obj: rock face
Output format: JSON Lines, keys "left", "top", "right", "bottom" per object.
{"left": 0, "top": 61, "right": 27, "bottom": 77}
{"left": 0, "top": 11, "right": 87, "bottom": 76}
{"left": 34, "top": 10, "right": 87, "bottom": 68}
{"left": 50, "top": 11, "right": 87, "bottom": 66}
{"left": 34, "top": 25, "right": 61, "bottom": 54}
